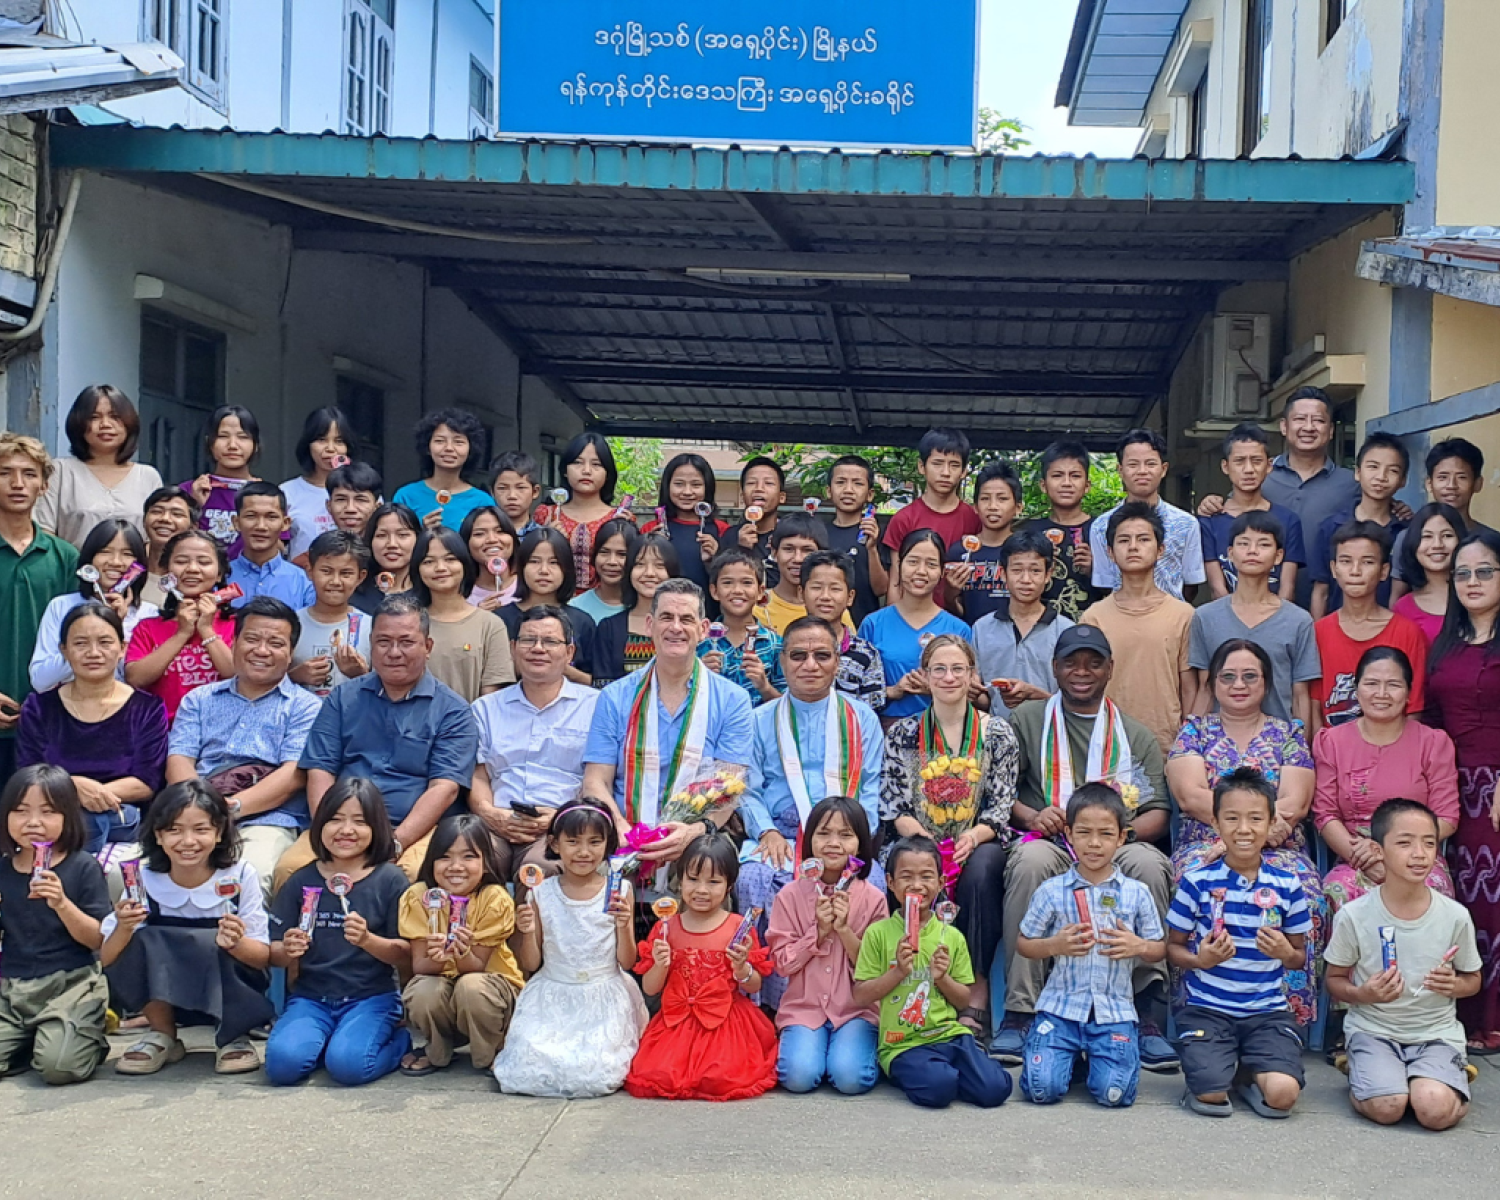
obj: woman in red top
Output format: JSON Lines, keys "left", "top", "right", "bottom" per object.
{"left": 625, "top": 834, "right": 777, "bottom": 1101}
{"left": 533, "top": 433, "right": 626, "bottom": 592}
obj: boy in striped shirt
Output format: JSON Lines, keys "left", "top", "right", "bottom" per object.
{"left": 1168, "top": 767, "right": 1312, "bottom": 1118}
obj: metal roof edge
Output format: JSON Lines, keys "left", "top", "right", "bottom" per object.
{"left": 49, "top": 126, "right": 1416, "bottom": 206}
{"left": 1056, "top": 0, "right": 1103, "bottom": 109}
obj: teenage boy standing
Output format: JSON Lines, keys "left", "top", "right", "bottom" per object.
{"left": 946, "top": 461, "right": 1021, "bottom": 624}
{"left": 1089, "top": 430, "right": 1206, "bottom": 601}
{"left": 227, "top": 482, "right": 316, "bottom": 610}
{"left": 727, "top": 456, "right": 788, "bottom": 583}
{"left": 1311, "top": 433, "right": 1409, "bottom": 617}
{"left": 1198, "top": 423, "right": 1306, "bottom": 600}
{"left": 0, "top": 433, "right": 78, "bottom": 782}
{"left": 1391, "top": 438, "right": 1497, "bottom": 597}
{"left": 1018, "top": 441, "right": 1102, "bottom": 621}
{"left": 822, "top": 453, "right": 889, "bottom": 626}
{"left": 1310, "top": 522, "right": 1427, "bottom": 732}
{"left": 882, "top": 428, "right": 980, "bottom": 608}
{"left": 973, "top": 530, "right": 1073, "bottom": 708}
{"left": 1080, "top": 503, "right": 1197, "bottom": 759}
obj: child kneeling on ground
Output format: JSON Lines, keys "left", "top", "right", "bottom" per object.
{"left": 1017, "top": 784, "right": 1166, "bottom": 1106}
{"left": 852, "top": 835, "right": 1011, "bottom": 1109}
{"left": 1325, "top": 798, "right": 1481, "bottom": 1131}
{"left": 398, "top": 814, "right": 523, "bottom": 1075}
{"left": 1168, "top": 767, "right": 1312, "bottom": 1118}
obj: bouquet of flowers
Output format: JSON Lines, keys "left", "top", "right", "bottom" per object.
{"left": 1097, "top": 765, "right": 1153, "bottom": 814}
{"left": 613, "top": 760, "right": 747, "bottom": 877}
{"left": 918, "top": 754, "right": 982, "bottom": 898}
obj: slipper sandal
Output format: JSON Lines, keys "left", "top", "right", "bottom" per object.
{"left": 400, "top": 1054, "right": 441, "bottom": 1078}
{"left": 115, "top": 1031, "right": 185, "bottom": 1075}
{"left": 957, "top": 1007, "right": 991, "bottom": 1038}
{"left": 1467, "top": 1033, "right": 1500, "bottom": 1057}
{"left": 214, "top": 1038, "right": 261, "bottom": 1075}
{"left": 1180, "top": 1089, "right": 1233, "bottom": 1118}
{"left": 1235, "top": 1080, "right": 1290, "bottom": 1119}
{"left": 1464, "top": 1061, "right": 1480, "bottom": 1084}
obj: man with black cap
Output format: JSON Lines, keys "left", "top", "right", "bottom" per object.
{"left": 988, "top": 623, "right": 1177, "bottom": 1072}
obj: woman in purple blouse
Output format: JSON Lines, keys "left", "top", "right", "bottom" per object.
{"left": 17, "top": 601, "right": 168, "bottom": 854}
{"left": 1165, "top": 637, "right": 1327, "bottom": 1027}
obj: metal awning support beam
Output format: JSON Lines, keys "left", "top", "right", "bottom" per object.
{"left": 295, "top": 230, "right": 1291, "bottom": 282}
{"left": 532, "top": 360, "right": 1155, "bottom": 395}
{"left": 590, "top": 420, "right": 1127, "bottom": 451}
{"left": 457, "top": 292, "right": 594, "bottom": 425}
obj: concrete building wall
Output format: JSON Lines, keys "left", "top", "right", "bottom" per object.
{"left": 49, "top": 171, "right": 578, "bottom": 487}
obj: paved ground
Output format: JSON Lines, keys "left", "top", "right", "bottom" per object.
{"left": 2, "top": 1029, "right": 1495, "bottom": 1199}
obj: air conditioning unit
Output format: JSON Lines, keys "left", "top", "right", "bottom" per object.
{"left": 1200, "top": 313, "right": 1272, "bottom": 422}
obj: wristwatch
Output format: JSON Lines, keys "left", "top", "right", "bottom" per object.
{"left": 699, "top": 819, "right": 716, "bottom": 839}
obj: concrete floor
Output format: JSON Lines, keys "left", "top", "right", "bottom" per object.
{"left": 1, "top": 1029, "right": 1495, "bottom": 1200}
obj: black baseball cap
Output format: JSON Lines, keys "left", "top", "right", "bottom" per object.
{"left": 1053, "top": 625, "right": 1113, "bottom": 661}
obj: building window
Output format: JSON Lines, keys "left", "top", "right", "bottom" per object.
{"left": 1325, "top": 0, "right": 1354, "bottom": 46}
{"left": 142, "top": 0, "right": 227, "bottom": 107}
{"left": 138, "top": 310, "right": 226, "bottom": 484}
{"left": 469, "top": 56, "right": 494, "bottom": 136}
{"left": 344, "top": 0, "right": 394, "bottom": 136}
{"left": 335, "top": 375, "right": 386, "bottom": 480}
{"left": 1187, "top": 74, "right": 1209, "bottom": 158}
{"left": 1241, "top": 0, "right": 1273, "bottom": 155}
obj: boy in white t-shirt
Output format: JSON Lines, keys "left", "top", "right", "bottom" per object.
{"left": 1326, "top": 799, "right": 1482, "bottom": 1131}
{"left": 290, "top": 529, "right": 372, "bottom": 697}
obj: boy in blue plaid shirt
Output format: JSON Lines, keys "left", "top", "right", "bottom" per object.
{"left": 1016, "top": 784, "right": 1166, "bottom": 1107}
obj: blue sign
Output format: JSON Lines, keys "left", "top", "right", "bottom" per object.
{"left": 498, "top": 1, "right": 980, "bottom": 150}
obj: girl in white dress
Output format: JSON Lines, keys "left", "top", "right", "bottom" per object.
{"left": 493, "top": 799, "right": 647, "bottom": 1098}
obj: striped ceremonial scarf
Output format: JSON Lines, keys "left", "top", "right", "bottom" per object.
{"left": 1039, "top": 693, "right": 1132, "bottom": 809}
{"left": 621, "top": 660, "right": 710, "bottom": 825}
{"left": 773, "top": 693, "right": 864, "bottom": 826}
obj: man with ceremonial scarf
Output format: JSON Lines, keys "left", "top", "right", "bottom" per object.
{"left": 583, "top": 578, "right": 753, "bottom": 864}
{"left": 991, "top": 624, "right": 1177, "bottom": 1074}
{"left": 737, "top": 617, "right": 885, "bottom": 1003}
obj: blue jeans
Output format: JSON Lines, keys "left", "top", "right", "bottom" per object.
{"left": 83, "top": 803, "right": 140, "bottom": 855}
{"left": 777, "top": 1019, "right": 879, "bottom": 1095}
{"left": 886, "top": 1034, "right": 1012, "bottom": 1109}
{"left": 1020, "top": 1013, "right": 1139, "bottom": 1107}
{"left": 264, "top": 993, "right": 410, "bottom": 1087}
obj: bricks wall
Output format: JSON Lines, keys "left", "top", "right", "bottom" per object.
{"left": 0, "top": 114, "right": 37, "bottom": 278}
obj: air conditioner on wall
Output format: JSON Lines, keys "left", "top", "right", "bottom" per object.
{"left": 1200, "top": 313, "right": 1272, "bottom": 423}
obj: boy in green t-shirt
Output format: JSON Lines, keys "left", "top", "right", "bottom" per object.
{"left": 853, "top": 836, "right": 1012, "bottom": 1108}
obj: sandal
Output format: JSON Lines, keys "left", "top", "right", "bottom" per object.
{"left": 214, "top": 1038, "right": 261, "bottom": 1075}
{"left": 957, "top": 1006, "right": 991, "bottom": 1039}
{"left": 399, "top": 1052, "right": 442, "bottom": 1078}
{"left": 115, "top": 1031, "right": 186, "bottom": 1075}
{"left": 1467, "top": 1034, "right": 1500, "bottom": 1057}
{"left": 1235, "top": 1080, "right": 1290, "bottom": 1119}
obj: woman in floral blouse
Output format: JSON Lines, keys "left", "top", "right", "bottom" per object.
{"left": 1165, "top": 637, "right": 1327, "bottom": 1026}
{"left": 880, "top": 634, "right": 1018, "bottom": 1037}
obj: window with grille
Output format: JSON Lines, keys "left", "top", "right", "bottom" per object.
{"left": 138, "top": 310, "right": 227, "bottom": 483}
{"left": 142, "top": 0, "right": 226, "bottom": 107}
{"left": 344, "top": 0, "right": 395, "bottom": 136}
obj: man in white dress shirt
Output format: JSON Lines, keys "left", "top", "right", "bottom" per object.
{"left": 470, "top": 604, "right": 598, "bottom": 886}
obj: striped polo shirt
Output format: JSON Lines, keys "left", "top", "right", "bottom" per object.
{"left": 1168, "top": 859, "right": 1311, "bottom": 1016}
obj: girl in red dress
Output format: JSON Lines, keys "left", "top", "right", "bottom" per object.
{"left": 625, "top": 834, "right": 778, "bottom": 1100}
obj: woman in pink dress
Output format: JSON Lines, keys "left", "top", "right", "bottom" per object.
{"left": 1423, "top": 530, "right": 1500, "bottom": 1055}
{"left": 1393, "top": 503, "right": 1464, "bottom": 643}
{"left": 1313, "top": 645, "right": 1459, "bottom": 911}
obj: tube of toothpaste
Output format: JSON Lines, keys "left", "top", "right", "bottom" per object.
{"left": 903, "top": 893, "right": 922, "bottom": 952}
{"left": 1379, "top": 925, "right": 1398, "bottom": 971}
{"left": 120, "top": 858, "right": 144, "bottom": 906}
{"left": 445, "top": 895, "right": 470, "bottom": 951}
{"left": 29, "top": 841, "right": 53, "bottom": 885}
{"left": 1208, "top": 889, "right": 1228, "bottom": 939}
{"left": 602, "top": 869, "right": 622, "bottom": 912}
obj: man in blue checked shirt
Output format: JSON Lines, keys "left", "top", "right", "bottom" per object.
{"left": 1016, "top": 784, "right": 1166, "bottom": 1108}
{"left": 1168, "top": 767, "right": 1312, "bottom": 1120}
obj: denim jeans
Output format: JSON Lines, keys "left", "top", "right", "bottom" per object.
{"left": 887, "top": 1034, "right": 1012, "bottom": 1109}
{"left": 1020, "top": 1013, "right": 1139, "bottom": 1107}
{"left": 777, "top": 1019, "right": 879, "bottom": 1095}
{"left": 264, "top": 993, "right": 410, "bottom": 1087}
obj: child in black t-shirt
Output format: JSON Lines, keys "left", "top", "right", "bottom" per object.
{"left": 1017, "top": 441, "right": 1104, "bottom": 621}
{"left": 947, "top": 461, "right": 1020, "bottom": 624}
{"left": 0, "top": 765, "right": 111, "bottom": 1085}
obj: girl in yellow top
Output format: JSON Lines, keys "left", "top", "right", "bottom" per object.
{"left": 397, "top": 815, "right": 523, "bottom": 1075}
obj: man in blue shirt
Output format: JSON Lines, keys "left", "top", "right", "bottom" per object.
{"left": 226, "top": 482, "right": 315, "bottom": 610}
{"left": 166, "top": 596, "right": 322, "bottom": 897}
{"left": 289, "top": 594, "right": 477, "bottom": 884}
{"left": 583, "top": 579, "right": 753, "bottom": 864}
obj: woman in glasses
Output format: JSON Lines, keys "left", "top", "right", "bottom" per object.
{"left": 1423, "top": 529, "right": 1500, "bottom": 1056}
{"left": 1166, "top": 637, "right": 1327, "bottom": 1027}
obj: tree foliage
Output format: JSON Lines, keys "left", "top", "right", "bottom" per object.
{"left": 612, "top": 438, "right": 664, "bottom": 503}
{"left": 978, "top": 107, "right": 1029, "bottom": 153}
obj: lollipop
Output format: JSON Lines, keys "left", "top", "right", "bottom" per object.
{"left": 550, "top": 487, "right": 569, "bottom": 506}
{"left": 518, "top": 863, "right": 546, "bottom": 889}
{"left": 328, "top": 872, "right": 354, "bottom": 916}
{"left": 161, "top": 572, "right": 184, "bottom": 601}
{"left": 694, "top": 501, "right": 713, "bottom": 531}
{"left": 745, "top": 504, "right": 764, "bottom": 523}
{"left": 377, "top": 571, "right": 396, "bottom": 594}
{"left": 961, "top": 534, "right": 982, "bottom": 562}
{"left": 77, "top": 563, "right": 106, "bottom": 601}
{"left": 707, "top": 621, "right": 727, "bottom": 640}
{"left": 487, "top": 555, "right": 508, "bottom": 579}
{"left": 331, "top": 454, "right": 351, "bottom": 468}
{"left": 935, "top": 900, "right": 960, "bottom": 926}
{"left": 802, "top": 497, "right": 820, "bottom": 514}
{"left": 435, "top": 490, "right": 452, "bottom": 506}
{"left": 423, "top": 887, "right": 448, "bottom": 936}
{"left": 651, "top": 896, "right": 679, "bottom": 943}
{"left": 215, "top": 879, "right": 241, "bottom": 917}
{"left": 613, "top": 493, "right": 637, "bottom": 519}
{"left": 918, "top": 632, "right": 936, "bottom": 649}
{"left": 798, "top": 858, "right": 824, "bottom": 883}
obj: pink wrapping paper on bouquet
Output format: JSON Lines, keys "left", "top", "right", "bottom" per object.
{"left": 935, "top": 838, "right": 963, "bottom": 898}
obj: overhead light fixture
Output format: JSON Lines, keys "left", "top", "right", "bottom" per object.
{"left": 684, "top": 268, "right": 911, "bottom": 283}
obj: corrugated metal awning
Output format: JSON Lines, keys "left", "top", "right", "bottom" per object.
{"left": 0, "top": 42, "right": 181, "bottom": 115}
{"left": 52, "top": 126, "right": 1414, "bottom": 448}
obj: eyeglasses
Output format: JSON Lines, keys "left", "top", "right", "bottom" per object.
{"left": 1216, "top": 671, "right": 1262, "bottom": 686}
{"left": 786, "top": 649, "right": 836, "bottom": 663}
{"left": 514, "top": 636, "right": 568, "bottom": 650}
{"left": 927, "top": 664, "right": 972, "bottom": 679}
{"left": 1454, "top": 566, "right": 1500, "bottom": 583}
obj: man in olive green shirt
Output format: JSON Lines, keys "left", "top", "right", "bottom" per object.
{"left": 0, "top": 433, "right": 79, "bottom": 781}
